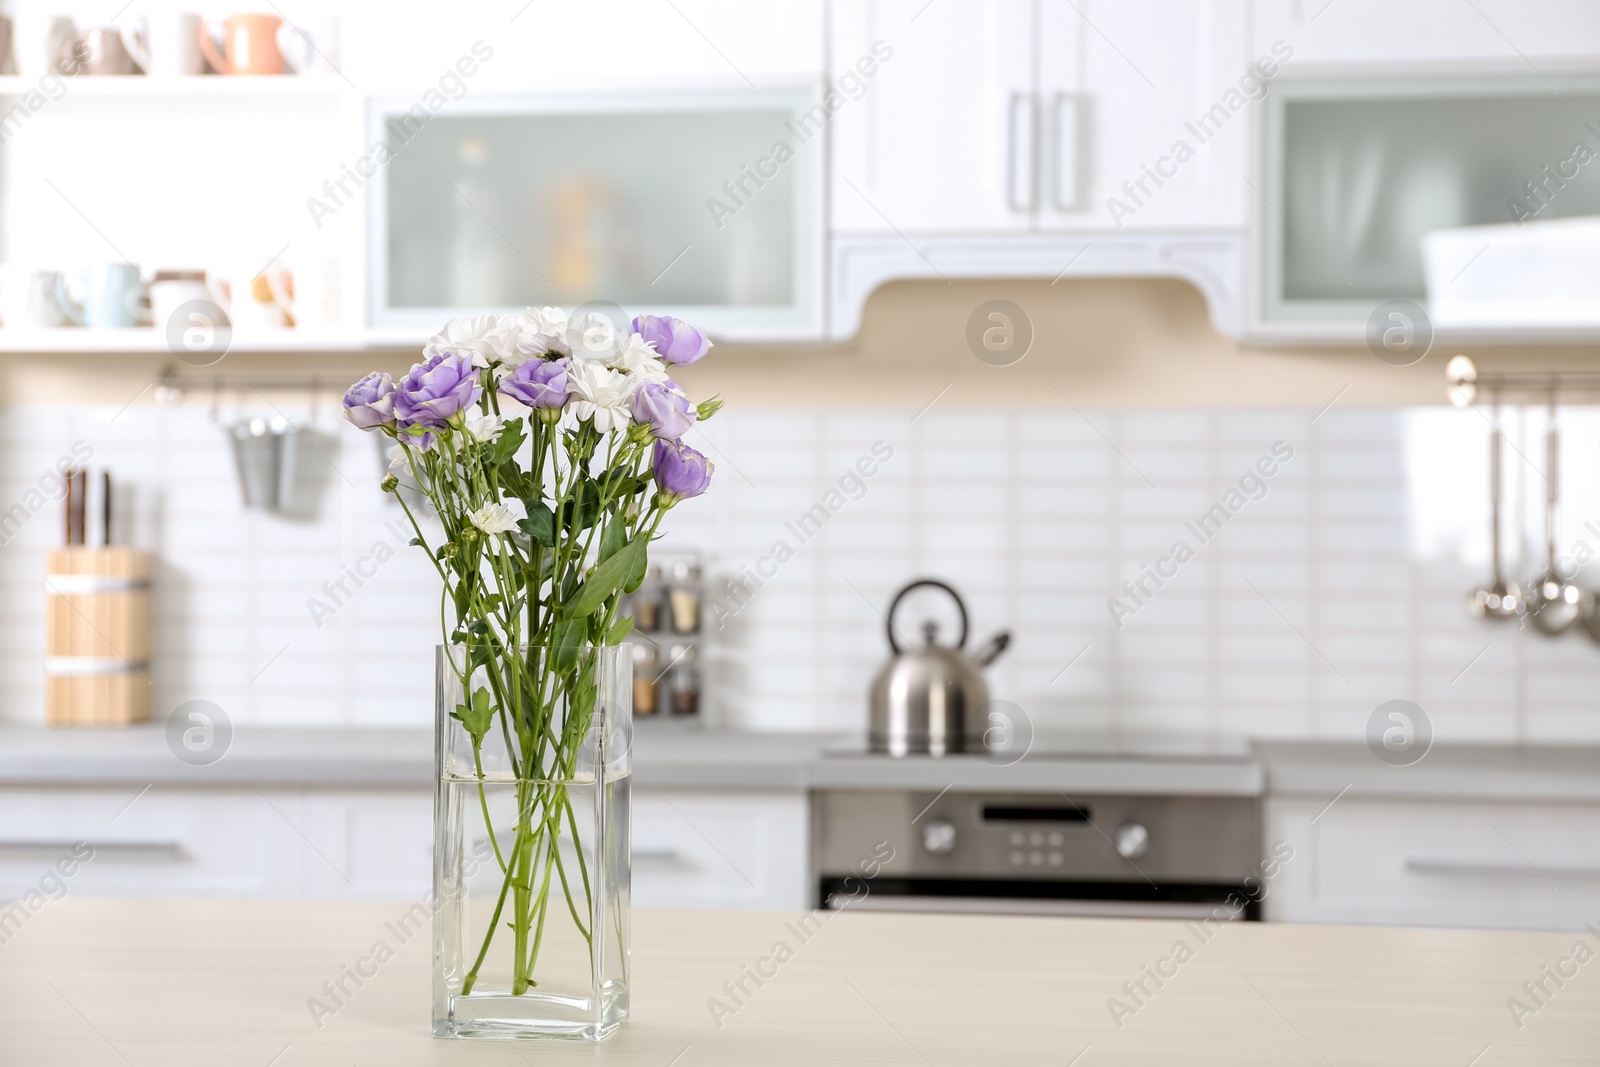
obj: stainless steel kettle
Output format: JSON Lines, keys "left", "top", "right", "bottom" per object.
{"left": 868, "top": 579, "right": 1010, "bottom": 757}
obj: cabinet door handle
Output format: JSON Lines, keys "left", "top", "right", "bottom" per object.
{"left": 1051, "top": 92, "right": 1084, "bottom": 211}
{"left": 1007, "top": 92, "right": 1039, "bottom": 213}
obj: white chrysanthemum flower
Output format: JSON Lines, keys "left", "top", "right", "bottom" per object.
{"left": 424, "top": 313, "right": 520, "bottom": 369}
{"left": 564, "top": 311, "right": 625, "bottom": 364}
{"left": 387, "top": 443, "right": 410, "bottom": 472}
{"left": 613, "top": 332, "right": 671, "bottom": 383}
{"left": 468, "top": 502, "right": 520, "bottom": 536}
{"left": 512, "top": 305, "right": 572, "bottom": 364}
{"left": 565, "top": 360, "right": 634, "bottom": 433}
{"left": 463, "top": 414, "right": 505, "bottom": 444}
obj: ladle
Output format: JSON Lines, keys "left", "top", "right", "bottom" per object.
{"left": 1529, "top": 390, "right": 1588, "bottom": 634}
{"left": 1468, "top": 391, "right": 1522, "bottom": 620}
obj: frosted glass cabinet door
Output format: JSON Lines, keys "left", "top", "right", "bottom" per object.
{"left": 1260, "top": 74, "right": 1600, "bottom": 327}
{"left": 369, "top": 91, "right": 821, "bottom": 338}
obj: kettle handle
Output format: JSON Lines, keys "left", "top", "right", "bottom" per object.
{"left": 886, "top": 578, "right": 968, "bottom": 654}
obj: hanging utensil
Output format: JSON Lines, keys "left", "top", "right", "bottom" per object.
{"left": 228, "top": 415, "right": 297, "bottom": 510}
{"left": 1529, "top": 390, "right": 1587, "bottom": 634}
{"left": 1469, "top": 391, "right": 1521, "bottom": 620}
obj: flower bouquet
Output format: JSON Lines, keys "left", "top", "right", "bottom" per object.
{"left": 343, "top": 308, "right": 717, "bottom": 1039}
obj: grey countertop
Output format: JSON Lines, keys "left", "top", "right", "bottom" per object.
{"left": 1256, "top": 740, "right": 1600, "bottom": 802}
{"left": 0, "top": 723, "right": 1594, "bottom": 800}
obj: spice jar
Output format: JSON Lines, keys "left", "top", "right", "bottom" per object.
{"left": 666, "top": 643, "right": 699, "bottom": 716}
{"left": 631, "top": 643, "right": 659, "bottom": 716}
{"left": 630, "top": 566, "right": 663, "bottom": 632}
{"left": 667, "top": 560, "right": 702, "bottom": 634}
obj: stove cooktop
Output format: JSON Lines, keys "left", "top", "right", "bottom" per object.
{"left": 823, "top": 731, "right": 1255, "bottom": 763}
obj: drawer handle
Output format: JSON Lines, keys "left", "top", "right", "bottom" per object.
{"left": 0, "top": 839, "right": 182, "bottom": 854}
{"left": 633, "top": 848, "right": 681, "bottom": 863}
{"left": 1406, "top": 859, "right": 1600, "bottom": 880}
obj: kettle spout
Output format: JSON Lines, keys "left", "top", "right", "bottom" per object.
{"left": 972, "top": 631, "right": 1010, "bottom": 667}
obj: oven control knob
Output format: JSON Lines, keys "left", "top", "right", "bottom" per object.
{"left": 1114, "top": 822, "right": 1150, "bottom": 859}
{"left": 921, "top": 818, "right": 958, "bottom": 856}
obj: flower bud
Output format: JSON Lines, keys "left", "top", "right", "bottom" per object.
{"left": 380, "top": 474, "right": 399, "bottom": 493}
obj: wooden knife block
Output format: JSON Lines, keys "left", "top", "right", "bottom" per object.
{"left": 45, "top": 548, "right": 152, "bottom": 727}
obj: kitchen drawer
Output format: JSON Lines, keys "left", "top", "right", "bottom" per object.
{"left": 288, "top": 789, "right": 433, "bottom": 900}
{"left": 1266, "top": 795, "right": 1600, "bottom": 931}
{"left": 0, "top": 786, "right": 290, "bottom": 899}
{"left": 632, "top": 789, "right": 806, "bottom": 911}
{"left": 0, "top": 785, "right": 433, "bottom": 902}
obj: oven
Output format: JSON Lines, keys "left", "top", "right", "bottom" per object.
{"left": 814, "top": 789, "right": 1263, "bottom": 921}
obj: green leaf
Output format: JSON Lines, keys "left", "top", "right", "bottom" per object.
{"left": 489, "top": 417, "right": 526, "bottom": 466}
{"left": 564, "top": 537, "right": 646, "bottom": 619}
{"left": 597, "top": 514, "right": 625, "bottom": 564}
{"left": 519, "top": 504, "right": 556, "bottom": 547}
{"left": 623, "top": 536, "right": 650, "bottom": 594}
{"left": 450, "top": 686, "right": 493, "bottom": 742}
{"left": 560, "top": 479, "right": 602, "bottom": 532}
{"left": 497, "top": 461, "right": 531, "bottom": 500}
{"left": 606, "top": 613, "right": 634, "bottom": 644}
{"left": 553, "top": 616, "right": 583, "bottom": 672}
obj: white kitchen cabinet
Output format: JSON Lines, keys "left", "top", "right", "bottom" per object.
{"left": 829, "top": 0, "right": 1034, "bottom": 233}
{"left": 0, "top": 785, "right": 432, "bottom": 902}
{"left": 1253, "top": 0, "right": 1600, "bottom": 65}
{"left": 0, "top": 786, "right": 293, "bottom": 899}
{"left": 369, "top": 87, "right": 825, "bottom": 340}
{"left": 1038, "top": 1, "right": 1251, "bottom": 230}
{"left": 1266, "top": 794, "right": 1600, "bottom": 931}
{"left": 632, "top": 788, "right": 807, "bottom": 911}
{"left": 831, "top": 0, "right": 1250, "bottom": 233}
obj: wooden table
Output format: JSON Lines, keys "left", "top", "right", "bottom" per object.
{"left": 2, "top": 899, "right": 1595, "bottom": 1065}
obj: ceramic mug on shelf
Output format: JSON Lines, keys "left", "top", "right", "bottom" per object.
{"left": 74, "top": 24, "right": 146, "bottom": 76}
{"left": 14, "top": 15, "right": 77, "bottom": 78}
{"left": 0, "top": 17, "right": 16, "bottom": 77}
{"left": 0, "top": 267, "right": 75, "bottom": 328}
{"left": 149, "top": 270, "right": 229, "bottom": 332}
{"left": 282, "top": 252, "right": 339, "bottom": 330}
{"left": 125, "top": 12, "right": 205, "bottom": 77}
{"left": 198, "top": 14, "right": 289, "bottom": 76}
{"left": 65, "top": 264, "right": 150, "bottom": 328}
{"left": 214, "top": 263, "right": 293, "bottom": 331}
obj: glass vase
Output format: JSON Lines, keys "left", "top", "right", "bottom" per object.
{"left": 432, "top": 644, "right": 631, "bottom": 1040}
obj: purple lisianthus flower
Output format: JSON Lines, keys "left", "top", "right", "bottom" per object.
{"left": 631, "top": 380, "right": 696, "bottom": 439}
{"left": 393, "top": 353, "right": 481, "bottom": 428}
{"left": 342, "top": 371, "right": 396, "bottom": 429}
{"left": 500, "top": 356, "right": 571, "bottom": 410}
{"left": 653, "top": 437, "right": 713, "bottom": 500}
{"left": 632, "top": 314, "right": 711, "bottom": 366}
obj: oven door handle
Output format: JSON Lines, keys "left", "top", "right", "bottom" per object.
{"left": 828, "top": 894, "right": 1245, "bottom": 922}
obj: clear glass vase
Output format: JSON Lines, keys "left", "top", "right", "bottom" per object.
{"left": 432, "top": 644, "right": 631, "bottom": 1040}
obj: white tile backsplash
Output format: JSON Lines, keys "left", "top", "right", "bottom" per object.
{"left": 2, "top": 403, "right": 1597, "bottom": 744}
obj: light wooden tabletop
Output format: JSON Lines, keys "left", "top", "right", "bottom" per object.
{"left": 1, "top": 899, "right": 1595, "bottom": 1065}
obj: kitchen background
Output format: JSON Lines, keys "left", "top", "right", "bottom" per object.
{"left": 5, "top": 278, "right": 1599, "bottom": 740}
{"left": 3, "top": 0, "right": 1600, "bottom": 933}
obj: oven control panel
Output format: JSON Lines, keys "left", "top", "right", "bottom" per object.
{"left": 815, "top": 790, "right": 1259, "bottom": 882}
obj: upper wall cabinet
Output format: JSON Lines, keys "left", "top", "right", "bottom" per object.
{"left": 369, "top": 89, "right": 824, "bottom": 339}
{"left": 1036, "top": 0, "right": 1251, "bottom": 231}
{"left": 825, "top": 0, "right": 1255, "bottom": 340}
{"left": 829, "top": 1, "right": 1035, "bottom": 232}
{"left": 830, "top": 0, "right": 1251, "bottom": 233}
{"left": 1253, "top": 0, "right": 1600, "bottom": 65}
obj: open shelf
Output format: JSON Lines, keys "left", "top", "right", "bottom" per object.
{"left": 0, "top": 75, "right": 353, "bottom": 99}
{"left": 0, "top": 327, "right": 426, "bottom": 354}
